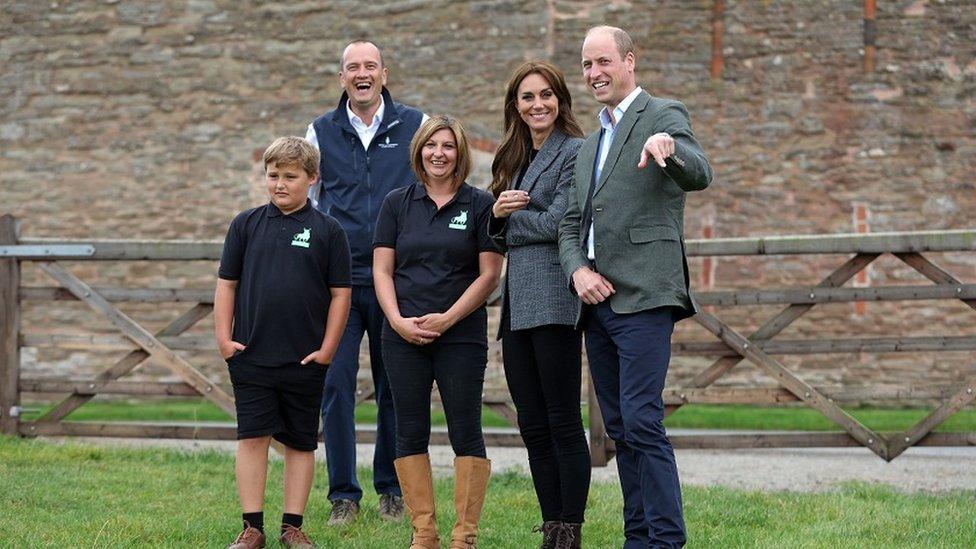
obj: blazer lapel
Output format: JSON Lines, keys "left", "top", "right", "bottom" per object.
{"left": 520, "top": 130, "right": 566, "bottom": 195}
{"left": 594, "top": 91, "right": 650, "bottom": 196}
{"left": 576, "top": 132, "right": 600, "bottom": 205}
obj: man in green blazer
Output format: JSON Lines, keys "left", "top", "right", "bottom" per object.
{"left": 558, "top": 26, "right": 712, "bottom": 548}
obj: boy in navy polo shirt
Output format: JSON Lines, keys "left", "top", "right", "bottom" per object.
{"left": 215, "top": 136, "right": 352, "bottom": 549}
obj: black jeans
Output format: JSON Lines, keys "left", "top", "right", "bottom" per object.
{"left": 502, "top": 324, "right": 590, "bottom": 523}
{"left": 383, "top": 336, "right": 487, "bottom": 458}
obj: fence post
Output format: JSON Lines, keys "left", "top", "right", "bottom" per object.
{"left": 588, "top": 376, "right": 611, "bottom": 466}
{"left": 0, "top": 215, "right": 21, "bottom": 436}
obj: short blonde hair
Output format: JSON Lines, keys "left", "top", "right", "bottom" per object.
{"left": 409, "top": 115, "right": 472, "bottom": 188}
{"left": 263, "top": 136, "right": 319, "bottom": 176}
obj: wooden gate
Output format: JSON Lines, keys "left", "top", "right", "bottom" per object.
{"left": 587, "top": 230, "right": 976, "bottom": 464}
{"left": 2, "top": 214, "right": 974, "bottom": 464}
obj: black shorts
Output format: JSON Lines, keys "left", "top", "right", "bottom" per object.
{"left": 228, "top": 357, "right": 328, "bottom": 451}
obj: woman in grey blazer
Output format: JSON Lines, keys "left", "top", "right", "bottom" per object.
{"left": 488, "top": 60, "right": 588, "bottom": 549}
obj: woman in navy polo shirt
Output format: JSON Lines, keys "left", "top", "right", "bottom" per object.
{"left": 373, "top": 115, "right": 503, "bottom": 549}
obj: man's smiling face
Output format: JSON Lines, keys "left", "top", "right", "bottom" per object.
{"left": 339, "top": 42, "right": 387, "bottom": 112}
{"left": 581, "top": 29, "right": 636, "bottom": 109}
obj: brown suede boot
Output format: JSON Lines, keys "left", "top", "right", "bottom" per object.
{"left": 449, "top": 456, "right": 491, "bottom": 548}
{"left": 533, "top": 521, "right": 561, "bottom": 548}
{"left": 394, "top": 454, "right": 440, "bottom": 549}
{"left": 556, "top": 522, "right": 582, "bottom": 549}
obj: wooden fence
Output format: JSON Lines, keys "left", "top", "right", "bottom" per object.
{"left": 1, "top": 213, "right": 974, "bottom": 465}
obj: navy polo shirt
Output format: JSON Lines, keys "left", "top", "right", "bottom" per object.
{"left": 373, "top": 182, "right": 503, "bottom": 345}
{"left": 218, "top": 201, "right": 351, "bottom": 367}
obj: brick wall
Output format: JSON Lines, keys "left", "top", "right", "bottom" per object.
{"left": 2, "top": 1, "right": 974, "bottom": 401}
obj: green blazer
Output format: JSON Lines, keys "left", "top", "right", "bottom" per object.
{"left": 558, "top": 90, "right": 712, "bottom": 324}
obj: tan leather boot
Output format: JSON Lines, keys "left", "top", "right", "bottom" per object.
{"left": 394, "top": 454, "right": 440, "bottom": 549}
{"left": 449, "top": 456, "right": 491, "bottom": 548}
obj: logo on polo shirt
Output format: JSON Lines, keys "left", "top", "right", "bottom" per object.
{"left": 448, "top": 210, "right": 468, "bottom": 230}
{"left": 377, "top": 135, "right": 398, "bottom": 149}
{"left": 291, "top": 227, "right": 311, "bottom": 248}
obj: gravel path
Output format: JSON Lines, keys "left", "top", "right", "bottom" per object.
{"left": 44, "top": 433, "right": 976, "bottom": 493}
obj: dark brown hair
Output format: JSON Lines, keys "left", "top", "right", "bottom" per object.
{"left": 490, "top": 60, "right": 583, "bottom": 197}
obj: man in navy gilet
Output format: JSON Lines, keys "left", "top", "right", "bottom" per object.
{"left": 305, "top": 39, "right": 425, "bottom": 525}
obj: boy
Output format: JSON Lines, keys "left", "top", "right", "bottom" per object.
{"left": 215, "top": 136, "right": 352, "bottom": 548}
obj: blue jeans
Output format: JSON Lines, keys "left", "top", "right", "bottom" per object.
{"left": 320, "top": 286, "right": 400, "bottom": 502}
{"left": 584, "top": 302, "right": 685, "bottom": 548}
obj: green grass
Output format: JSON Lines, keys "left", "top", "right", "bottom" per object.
{"left": 664, "top": 404, "right": 976, "bottom": 433}
{"left": 22, "top": 399, "right": 976, "bottom": 433}
{"left": 20, "top": 399, "right": 514, "bottom": 427}
{"left": 23, "top": 399, "right": 234, "bottom": 422}
{"left": 1, "top": 436, "right": 974, "bottom": 547}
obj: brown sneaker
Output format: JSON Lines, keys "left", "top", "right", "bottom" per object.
{"left": 328, "top": 499, "right": 359, "bottom": 525}
{"left": 378, "top": 493, "right": 405, "bottom": 521}
{"left": 279, "top": 524, "right": 315, "bottom": 548}
{"left": 227, "top": 522, "right": 266, "bottom": 549}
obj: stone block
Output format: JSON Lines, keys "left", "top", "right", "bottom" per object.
{"left": 1, "top": 0, "right": 974, "bottom": 392}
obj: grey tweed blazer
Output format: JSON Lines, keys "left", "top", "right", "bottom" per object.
{"left": 489, "top": 129, "right": 583, "bottom": 337}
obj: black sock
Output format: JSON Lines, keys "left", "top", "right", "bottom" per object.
{"left": 282, "top": 513, "right": 303, "bottom": 532}
{"left": 243, "top": 511, "right": 264, "bottom": 534}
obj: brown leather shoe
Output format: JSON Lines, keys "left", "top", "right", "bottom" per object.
{"left": 227, "top": 522, "right": 266, "bottom": 549}
{"left": 279, "top": 524, "right": 315, "bottom": 549}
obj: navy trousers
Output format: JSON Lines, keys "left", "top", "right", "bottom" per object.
{"left": 320, "top": 286, "right": 400, "bottom": 502}
{"left": 584, "top": 302, "right": 685, "bottom": 548}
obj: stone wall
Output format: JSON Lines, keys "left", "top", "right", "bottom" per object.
{"left": 2, "top": 1, "right": 974, "bottom": 403}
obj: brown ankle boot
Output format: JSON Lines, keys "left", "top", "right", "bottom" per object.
{"left": 449, "top": 456, "right": 491, "bottom": 548}
{"left": 556, "top": 522, "right": 582, "bottom": 549}
{"left": 394, "top": 454, "right": 440, "bottom": 549}
{"left": 533, "top": 521, "right": 561, "bottom": 548}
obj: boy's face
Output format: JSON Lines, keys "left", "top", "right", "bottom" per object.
{"left": 266, "top": 161, "right": 316, "bottom": 214}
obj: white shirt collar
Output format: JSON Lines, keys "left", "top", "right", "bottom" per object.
{"left": 598, "top": 86, "right": 643, "bottom": 129}
{"left": 346, "top": 95, "right": 385, "bottom": 131}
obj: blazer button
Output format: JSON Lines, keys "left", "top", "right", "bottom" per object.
{"left": 595, "top": 207, "right": 603, "bottom": 212}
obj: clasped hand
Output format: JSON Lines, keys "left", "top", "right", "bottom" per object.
{"left": 393, "top": 315, "right": 445, "bottom": 346}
